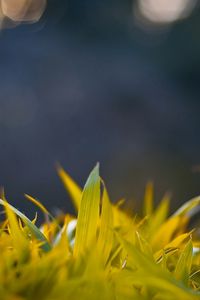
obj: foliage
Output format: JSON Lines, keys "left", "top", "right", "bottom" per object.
{"left": 0, "top": 164, "right": 200, "bottom": 299}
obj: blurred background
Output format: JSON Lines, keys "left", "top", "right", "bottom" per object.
{"left": 0, "top": 0, "right": 200, "bottom": 216}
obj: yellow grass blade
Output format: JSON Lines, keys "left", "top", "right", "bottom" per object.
{"left": 24, "top": 194, "right": 61, "bottom": 231}
{"left": 151, "top": 216, "right": 184, "bottom": 250}
{"left": 97, "top": 182, "right": 113, "bottom": 265}
{"left": 4, "top": 201, "right": 28, "bottom": 257}
{"left": 25, "top": 194, "right": 50, "bottom": 216}
{"left": 73, "top": 164, "right": 100, "bottom": 257}
{"left": 143, "top": 182, "right": 154, "bottom": 217}
{"left": 148, "top": 194, "right": 169, "bottom": 235}
{"left": 174, "top": 239, "right": 193, "bottom": 286}
{"left": 154, "top": 232, "right": 192, "bottom": 261}
{"left": 0, "top": 199, "right": 51, "bottom": 252}
{"left": 135, "top": 231, "right": 153, "bottom": 258}
{"left": 57, "top": 165, "right": 82, "bottom": 211}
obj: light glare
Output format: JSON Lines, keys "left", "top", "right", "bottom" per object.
{"left": 137, "top": 0, "right": 197, "bottom": 24}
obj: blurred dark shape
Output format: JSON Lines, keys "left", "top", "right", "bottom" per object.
{"left": 192, "top": 165, "right": 200, "bottom": 173}
{"left": 0, "top": 0, "right": 200, "bottom": 218}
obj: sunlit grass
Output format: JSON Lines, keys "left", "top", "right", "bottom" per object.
{"left": 0, "top": 164, "right": 200, "bottom": 299}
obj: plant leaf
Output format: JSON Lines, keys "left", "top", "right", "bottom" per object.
{"left": 174, "top": 239, "right": 193, "bottom": 286}
{"left": 57, "top": 165, "right": 82, "bottom": 211}
{"left": 173, "top": 196, "right": 200, "bottom": 218}
{"left": 73, "top": 164, "right": 100, "bottom": 257}
{"left": 0, "top": 199, "right": 52, "bottom": 252}
{"left": 97, "top": 182, "right": 113, "bottom": 266}
{"left": 143, "top": 182, "right": 154, "bottom": 217}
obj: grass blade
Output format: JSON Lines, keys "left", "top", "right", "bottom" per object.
{"left": 57, "top": 165, "right": 82, "bottom": 211}
{"left": 73, "top": 164, "right": 100, "bottom": 257}
{"left": 0, "top": 199, "right": 52, "bottom": 252}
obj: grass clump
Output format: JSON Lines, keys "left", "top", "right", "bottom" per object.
{"left": 0, "top": 164, "right": 200, "bottom": 299}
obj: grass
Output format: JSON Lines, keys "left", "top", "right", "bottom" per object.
{"left": 0, "top": 164, "right": 200, "bottom": 299}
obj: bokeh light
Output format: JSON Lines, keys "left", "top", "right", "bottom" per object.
{"left": 0, "top": 0, "right": 46, "bottom": 27}
{"left": 135, "top": 0, "right": 197, "bottom": 27}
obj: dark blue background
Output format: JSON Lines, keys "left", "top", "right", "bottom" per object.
{"left": 0, "top": 0, "right": 200, "bottom": 217}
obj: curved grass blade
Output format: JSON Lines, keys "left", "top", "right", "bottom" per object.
{"left": 0, "top": 199, "right": 52, "bottom": 252}
{"left": 172, "top": 196, "right": 200, "bottom": 218}
{"left": 57, "top": 164, "right": 82, "bottom": 211}
{"left": 25, "top": 194, "right": 61, "bottom": 230}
